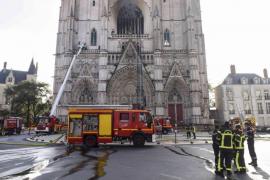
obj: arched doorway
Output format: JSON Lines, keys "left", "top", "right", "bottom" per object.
{"left": 117, "top": 3, "right": 144, "bottom": 34}
{"left": 165, "top": 78, "right": 189, "bottom": 125}
{"left": 107, "top": 66, "right": 154, "bottom": 109}
{"left": 71, "top": 78, "right": 97, "bottom": 105}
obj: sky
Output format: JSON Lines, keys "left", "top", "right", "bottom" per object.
{"left": 0, "top": 0, "right": 270, "bottom": 90}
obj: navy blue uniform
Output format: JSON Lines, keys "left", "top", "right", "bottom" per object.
{"left": 246, "top": 126, "right": 257, "bottom": 166}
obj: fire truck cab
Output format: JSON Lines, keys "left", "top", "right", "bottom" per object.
{"left": 67, "top": 106, "right": 155, "bottom": 147}
{"left": 35, "top": 116, "right": 57, "bottom": 134}
{"left": 154, "top": 117, "right": 173, "bottom": 134}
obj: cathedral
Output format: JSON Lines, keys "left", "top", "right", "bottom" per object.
{"left": 53, "top": 0, "right": 210, "bottom": 125}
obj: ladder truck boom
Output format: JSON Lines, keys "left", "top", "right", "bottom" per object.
{"left": 50, "top": 43, "right": 86, "bottom": 116}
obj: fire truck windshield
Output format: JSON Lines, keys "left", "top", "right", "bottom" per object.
{"left": 39, "top": 118, "right": 49, "bottom": 124}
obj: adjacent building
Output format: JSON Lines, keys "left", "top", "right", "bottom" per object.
{"left": 215, "top": 65, "right": 270, "bottom": 127}
{"left": 53, "top": 0, "right": 210, "bottom": 125}
{"left": 0, "top": 60, "right": 38, "bottom": 110}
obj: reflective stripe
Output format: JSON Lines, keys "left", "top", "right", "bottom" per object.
{"left": 236, "top": 151, "right": 241, "bottom": 171}
{"left": 235, "top": 135, "right": 245, "bottom": 149}
{"left": 219, "top": 146, "right": 233, "bottom": 149}
{"left": 218, "top": 153, "right": 222, "bottom": 172}
{"left": 220, "top": 130, "right": 233, "bottom": 149}
{"left": 235, "top": 147, "right": 244, "bottom": 150}
{"left": 226, "top": 168, "right": 232, "bottom": 171}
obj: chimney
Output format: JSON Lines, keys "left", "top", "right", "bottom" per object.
{"left": 263, "top": 68, "right": 268, "bottom": 78}
{"left": 230, "top": 65, "right": 236, "bottom": 75}
{"left": 3, "top": 62, "right": 7, "bottom": 72}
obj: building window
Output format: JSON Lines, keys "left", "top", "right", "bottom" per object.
{"left": 91, "top": 29, "right": 97, "bottom": 46}
{"left": 226, "top": 88, "right": 233, "bottom": 101}
{"left": 164, "top": 29, "right": 170, "bottom": 46}
{"left": 256, "top": 90, "right": 262, "bottom": 100}
{"left": 228, "top": 103, "right": 235, "bottom": 114}
{"left": 117, "top": 5, "right": 144, "bottom": 35}
{"left": 244, "top": 102, "right": 251, "bottom": 114}
{"left": 241, "top": 78, "right": 247, "bottom": 85}
{"left": 243, "top": 91, "right": 249, "bottom": 101}
{"left": 266, "top": 103, "right": 270, "bottom": 114}
{"left": 257, "top": 103, "right": 264, "bottom": 114}
{"left": 226, "top": 78, "right": 232, "bottom": 84}
{"left": 7, "top": 77, "right": 13, "bottom": 82}
{"left": 254, "top": 78, "right": 260, "bottom": 84}
{"left": 264, "top": 90, "right": 270, "bottom": 100}
{"left": 92, "top": 0, "right": 95, "bottom": 6}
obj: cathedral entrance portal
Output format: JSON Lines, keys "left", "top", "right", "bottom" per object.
{"left": 107, "top": 66, "right": 154, "bottom": 109}
{"left": 167, "top": 87, "right": 184, "bottom": 125}
{"left": 165, "top": 77, "right": 189, "bottom": 125}
{"left": 168, "top": 104, "right": 183, "bottom": 126}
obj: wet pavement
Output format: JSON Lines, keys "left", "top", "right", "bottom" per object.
{"left": 0, "top": 136, "right": 270, "bottom": 180}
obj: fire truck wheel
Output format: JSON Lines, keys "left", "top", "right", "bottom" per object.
{"left": 162, "top": 129, "right": 168, "bottom": 135}
{"left": 66, "top": 144, "right": 74, "bottom": 153}
{"left": 84, "top": 136, "right": 97, "bottom": 148}
{"left": 133, "top": 134, "right": 145, "bottom": 147}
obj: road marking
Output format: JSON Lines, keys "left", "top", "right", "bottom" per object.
{"left": 160, "top": 173, "right": 183, "bottom": 180}
{"left": 184, "top": 146, "right": 214, "bottom": 154}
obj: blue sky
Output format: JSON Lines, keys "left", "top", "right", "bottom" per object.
{"left": 0, "top": 0, "right": 270, "bottom": 89}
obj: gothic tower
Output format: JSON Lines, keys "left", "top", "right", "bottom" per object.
{"left": 53, "top": 0, "right": 211, "bottom": 125}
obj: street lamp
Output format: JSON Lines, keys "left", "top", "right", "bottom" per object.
{"left": 173, "top": 93, "right": 178, "bottom": 144}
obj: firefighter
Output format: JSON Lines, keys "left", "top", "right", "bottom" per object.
{"left": 192, "top": 124, "right": 196, "bottom": 139}
{"left": 217, "top": 121, "right": 234, "bottom": 178}
{"left": 233, "top": 125, "right": 246, "bottom": 173}
{"left": 246, "top": 122, "right": 257, "bottom": 167}
{"left": 212, "top": 125, "right": 221, "bottom": 174}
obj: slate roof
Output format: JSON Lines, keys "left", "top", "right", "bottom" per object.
{"left": 0, "top": 69, "right": 28, "bottom": 84}
{"left": 0, "top": 60, "right": 37, "bottom": 84}
{"left": 223, "top": 73, "right": 266, "bottom": 85}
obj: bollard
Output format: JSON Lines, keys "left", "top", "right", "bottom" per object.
{"left": 174, "top": 124, "right": 177, "bottom": 144}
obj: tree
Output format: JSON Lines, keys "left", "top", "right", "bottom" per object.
{"left": 4, "top": 81, "right": 50, "bottom": 127}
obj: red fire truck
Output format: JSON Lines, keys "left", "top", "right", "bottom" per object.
{"left": 0, "top": 117, "right": 23, "bottom": 135}
{"left": 34, "top": 116, "right": 58, "bottom": 134}
{"left": 67, "top": 105, "right": 155, "bottom": 148}
{"left": 154, "top": 117, "right": 173, "bottom": 134}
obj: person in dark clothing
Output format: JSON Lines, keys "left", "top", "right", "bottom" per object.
{"left": 246, "top": 122, "right": 257, "bottom": 167}
{"left": 186, "top": 125, "right": 191, "bottom": 139}
{"left": 217, "top": 121, "right": 234, "bottom": 179}
{"left": 192, "top": 125, "right": 196, "bottom": 139}
{"left": 212, "top": 125, "right": 221, "bottom": 174}
{"left": 233, "top": 125, "right": 246, "bottom": 173}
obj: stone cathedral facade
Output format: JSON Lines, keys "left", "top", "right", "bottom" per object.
{"left": 53, "top": 0, "right": 211, "bottom": 125}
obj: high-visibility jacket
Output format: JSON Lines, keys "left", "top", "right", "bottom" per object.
{"left": 219, "top": 129, "right": 234, "bottom": 149}
{"left": 192, "top": 126, "right": 196, "bottom": 133}
{"left": 234, "top": 133, "right": 245, "bottom": 150}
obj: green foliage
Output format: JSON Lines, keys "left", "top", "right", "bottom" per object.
{"left": 0, "top": 109, "right": 10, "bottom": 118}
{"left": 4, "top": 81, "right": 51, "bottom": 127}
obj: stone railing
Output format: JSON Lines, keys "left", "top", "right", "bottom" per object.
{"left": 107, "top": 52, "right": 154, "bottom": 65}
{"left": 110, "top": 34, "right": 150, "bottom": 39}
{"left": 81, "top": 49, "right": 100, "bottom": 54}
